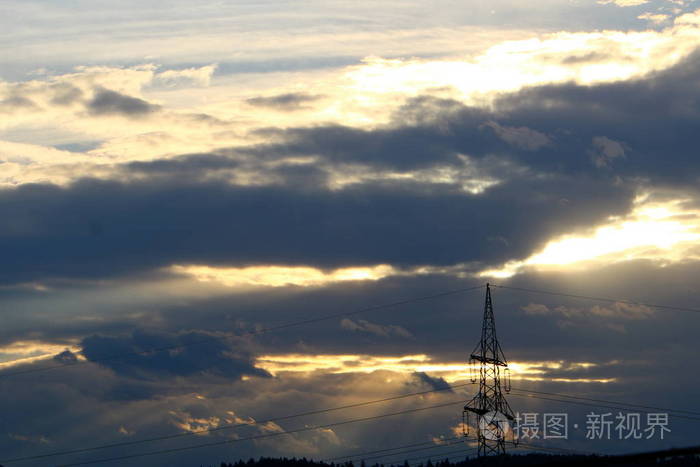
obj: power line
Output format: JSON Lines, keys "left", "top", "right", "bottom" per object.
{"left": 332, "top": 437, "right": 582, "bottom": 466}
{"left": 4, "top": 282, "right": 698, "bottom": 382}
{"left": 0, "top": 284, "right": 485, "bottom": 379}
{"left": 0, "top": 384, "right": 471, "bottom": 464}
{"left": 4, "top": 282, "right": 699, "bottom": 464}
{"left": 491, "top": 284, "right": 700, "bottom": 314}
{"left": 7, "top": 380, "right": 699, "bottom": 465}
{"left": 510, "top": 387, "right": 700, "bottom": 418}
{"left": 54, "top": 400, "right": 467, "bottom": 467}
{"left": 324, "top": 437, "right": 462, "bottom": 462}
{"left": 508, "top": 391, "right": 700, "bottom": 422}
{"left": 4, "top": 282, "right": 699, "bottom": 382}
{"left": 4, "top": 380, "right": 666, "bottom": 466}
{"left": 396, "top": 441, "right": 586, "bottom": 467}
{"left": 348, "top": 438, "right": 465, "bottom": 463}
{"left": 332, "top": 432, "right": 590, "bottom": 466}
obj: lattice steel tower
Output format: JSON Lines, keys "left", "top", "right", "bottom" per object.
{"left": 463, "top": 283, "right": 517, "bottom": 457}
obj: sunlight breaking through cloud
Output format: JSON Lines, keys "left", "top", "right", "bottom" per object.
{"left": 480, "top": 194, "right": 700, "bottom": 278}
{"left": 256, "top": 353, "right": 615, "bottom": 384}
{"left": 0, "top": 340, "right": 83, "bottom": 369}
{"left": 170, "top": 264, "right": 398, "bottom": 288}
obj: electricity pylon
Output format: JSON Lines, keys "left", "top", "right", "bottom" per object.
{"left": 463, "top": 283, "right": 517, "bottom": 457}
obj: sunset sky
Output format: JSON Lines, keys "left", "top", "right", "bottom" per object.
{"left": 2, "top": 1, "right": 700, "bottom": 465}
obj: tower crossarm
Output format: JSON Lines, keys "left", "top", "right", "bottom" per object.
{"left": 469, "top": 354, "right": 508, "bottom": 367}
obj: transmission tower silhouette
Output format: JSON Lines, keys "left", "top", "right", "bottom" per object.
{"left": 463, "top": 283, "right": 517, "bottom": 457}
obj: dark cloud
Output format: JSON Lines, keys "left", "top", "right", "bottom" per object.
{"left": 0, "top": 259, "right": 698, "bottom": 465}
{"left": 0, "top": 360, "right": 466, "bottom": 467}
{"left": 241, "top": 97, "right": 536, "bottom": 171}
{"left": 86, "top": 87, "right": 160, "bottom": 117}
{"left": 411, "top": 372, "right": 452, "bottom": 392}
{"left": 0, "top": 174, "right": 632, "bottom": 285}
{"left": 124, "top": 153, "right": 240, "bottom": 175}
{"left": 247, "top": 92, "right": 323, "bottom": 111}
{"left": 80, "top": 330, "right": 270, "bottom": 380}
{"left": 53, "top": 349, "right": 78, "bottom": 364}
{"left": 480, "top": 120, "right": 552, "bottom": 151}
{"left": 340, "top": 318, "right": 413, "bottom": 338}
{"left": 241, "top": 50, "right": 700, "bottom": 185}
{"left": 8, "top": 50, "right": 700, "bottom": 286}
{"left": 49, "top": 83, "right": 83, "bottom": 106}
{"left": 244, "top": 122, "right": 469, "bottom": 170}
{"left": 588, "top": 135, "right": 628, "bottom": 168}
{"left": 0, "top": 94, "right": 37, "bottom": 111}
{"left": 487, "top": 51, "right": 700, "bottom": 182}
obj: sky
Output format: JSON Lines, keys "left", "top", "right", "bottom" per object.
{"left": 2, "top": 0, "right": 700, "bottom": 465}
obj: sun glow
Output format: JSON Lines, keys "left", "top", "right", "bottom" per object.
{"left": 256, "top": 353, "right": 614, "bottom": 384}
{"left": 481, "top": 196, "right": 700, "bottom": 278}
{"left": 0, "top": 340, "right": 82, "bottom": 369}
{"left": 170, "top": 264, "right": 398, "bottom": 288}
{"left": 344, "top": 16, "right": 700, "bottom": 108}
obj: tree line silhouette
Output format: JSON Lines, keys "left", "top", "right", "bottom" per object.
{"left": 214, "top": 452, "right": 700, "bottom": 467}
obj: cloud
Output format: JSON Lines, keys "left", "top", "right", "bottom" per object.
{"left": 80, "top": 330, "right": 270, "bottom": 380}
{"left": 170, "top": 411, "right": 223, "bottom": 435}
{"left": 340, "top": 13, "right": 700, "bottom": 111}
{"left": 597, "top": 0, "right": 649, "bottom": 6}
{"left": 246, "top": 93, "right": 323, "bottom": 111}
{"left": 638, "top": 12, "right": 671, "bottom": 24}
{"left": 86, "top": 87, "right": 160, "bottom": 117}
{"left": 0, "top": 94, "right": 37, "bottom": 111}
{"left": 6, "top": 12, "right": 700, "bottom": 185}
{"left": 0, "top": 257, "right": 699, "bottom": 463}
{"left": 480, "top": 120, "right": 551, "bottom": 150}
{"left": 241, "top": 44, "right": 700, "bottom": 186}
{"left": 560, "top": 51, "right": 616, "bottom": 64}
{"left": 0, "top": 350, "right": 693, "bottom": 464}
{"left": 124, "top": 153, "right": 241, "bottom": 175}
{"left": 10, "top": 48, "right": 700, "bottom": 286}
{"left": 49, "top": 83, "right": 84, "bottom": 106}
{"left": 525, "top": 302, "right": 655, "bottom": 334}
{"left": 2, "top": 0, "right": 605, "bottom": 84}
{"left": 521, "top": 301, "right": 654, "bottom": 321}
{"left": 152, "top": 65, "right": 217, "bottom": 89}
{"left": 0, "top": 173, "right": 632, "bottom": 285}
{"left": 488, "top": 49, "right": 700, "bottom": 183}
{"left": 23, "top": 50, "right": 700, "bottom": 283}
{"left": 53, "top": 349, "right": 79, "bottom": 364}
{"left": 589, "top": 136, "right": 627, "bottom": 168}
{"left": 0, "top": 67, "right": 242, "bottom": 176}
{"left": 172, "top": 264, "right": 397, "bottom": 288}
{"left": 340, "top": 318, "right": 413, "bottom": 338}
{"left": 482, "top": 194, "right": 700, "bottom": 278}
{"left": 411, "top": 371, "right": 453, "bottom": 392}
{"left": 522, "top": 303, "right": 551, "bottom": 315}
